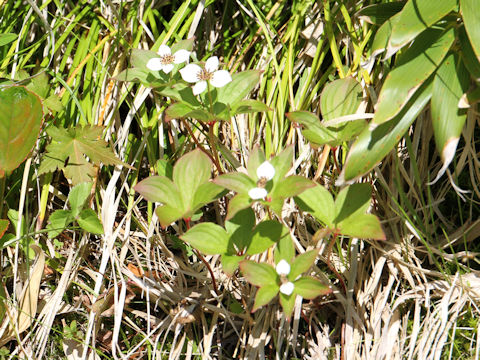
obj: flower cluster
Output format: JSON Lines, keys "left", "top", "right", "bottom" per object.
{"left": 146, "top": 45, "right": 232, "bottom": 95}
{"left": 276, "top": 259, "right": 294, "bottom": 295}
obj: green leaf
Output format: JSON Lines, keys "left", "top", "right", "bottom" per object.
{"left": 289, "top": 250, "right": 318, "bottom": 280}
{"left": 114, "top": 67, "right": 151, "bottom": 83}
{"left": 373, "top": 27, "right": 454, "bottom": 125}
{"left": 239, "top": 260, "right": 278, "bottom": 288}
{"left": 253, "top": 285, "right": 279, "bottom": 312}
{"left": 0, "top": 86, "right": 43, "bottom": 176}
{"left": 77, "top": 208, "right": 103, "bottom": 234}
{"left": 39, "top": 125, "right": 130, "bottom": 185}
{"left": 131, "top": 49, "right": 161, "bottom": 69}
{"left": 339, "top": 214, "right": 386, "bottom": 240}
{"left": 247, "top": 220, "right": 285, "bottom": 255}
{"left": 155, "top": 204, "right": 185, "bottom": 229}
{"left": 271, "top": 176, "right": 314, "bottom": 199}
{"left": 213, "top": 172, "right": 256, "bottom": 194}
{"left": 0, "top": 219, "right": 9, "bottom": 238}
{"left": 166, "top": 102, "right": 196, "bottom": 118}
{"left": 180, "top": 223, "right": 229, "bottom": 255}
{"left": 321, "top": 77, "right": 363, "bottom": 121}
{"left": 47, "top": 210, "right": 72, "bottom": 238}
{"left": 371, "top": 11, "right": 401, "bottom": 58}
{"left": 270, "top": 146, "right": 293, "bottom": 182}
{"left": 68, "top": 182, "right": 92, "bottom": 217}
{"left": 0, "top": 33, "right": 17, "bottom": 47}
{"left": 340, "top": 76, "right": 433, "bottom": 183}
{"left": 294, "top": 277, "right": 331, "bottom": 299}
{"left": 279, "top": 292, "right": 296, "bottom": 319}
{"left": 134, "top": 176, "right": 182, "bottom": 209}
{"left": 226, "top": 193, "right": 252, "bottom": 220}
{"left": 386, "top": 0, "right": 457, "bottom": 57}
{"left": 430, "top": 53, "right": 469, "bottom": 182}
{"left": 295, "top": 183, "right": 335, "bottom": 227}
{"left": 216, "top": 70, "right": 262, "bottom": 107}
{"left": 355, "top": 2, "right": 405, "bottom": 25}
{"left": 225, "top": 207, "right": 256, "bottom": 253}
{"left": 459, "top": 26, "right": 480, "bottom": 81}
{"left": 221, "top": 254, "right": 244, "bottom": 277}
{"left": 274, "top": 228, "right": 295, "bottom": 265}
{"left": 191, "top": 181, "right": 225, "bottom": 213}
{"left": 173, "top": 149, "right": 213, "bottom": 210}
{"left": 246, "top": 146, "right": 266, "bottom": 180}
{"left": 461, "top": 0, "right": 480, "bottom": 62}
{"left": 232, "top": 100, "right": 271, "bottom": 115}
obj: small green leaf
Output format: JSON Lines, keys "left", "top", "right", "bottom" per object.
{"left": 246, "top": 146, "right": 265, "bottom": 180}
{"left": 68, "top": 182, "right": 92, "bottom": 217}
{"left": 373, "top": 27, "right": 454, "bottom": 125}
{"left": 225, "top": 207, "right": 256, "bottom": 253}
{"left": 232, "top": 99, "right": 271, "bottom": 115}
{"left": 77, "top": 208, "right": 103, "bottom": 234}
{"left": 274, "top": 228, "right": 295, "bottom": 265}
{"left": 339, "top": 214, "right": 386, "bottom": 240}
{"left": 0, "top": 33, "right": 17, "bottom": 47}
{"left": 155, "top": 204, "right": 185, "bottom": 228}
{"left": 294, "top": 277, "right": 331, "bottom": 299}
{"left": 47, "top": 210, "right": 72, "bottom": 238}
{"left": 461, "top": 0, "right": 480, "bottom": 62}
{"left": 371, "top": 11, "right": 401, "bottom": 58}
{"left": 226, "top": 193, "right": 252, "bottom": 220}
{"left": 221, "top": 254, "right": 244, "bottom": 276}
{"left": 289, "top": 250, "right": 318, "bottom": 280}
{"left": 166, "top": 102, "right": 196, "bottom": 119}
{"left": 253, "top": 285, "right": 279, "bottom": 312}
{"left": 134, "top": 176, "right": 183, "bottom": 209}
{"left": 270, "top": 146, "right": 293, "bottom": 183}
{"left": 279, "top": 292, "right": 296, "bottom": 319}
{"left": 192, "top": 181, "right": 225, "bottom": 212}
{"left": 271, "top": 175, "right": 314, "bottom": 199}
{"left": 180, "top": 223, "right": 229, "bottom": 255}
{"left": 239, "top": 260, "right": 278, "bottom": 288}
{"left": 0, "top": 219, "right": 9, "bottom": 238}
{"left": 295, "top": 183, "right": 335, "bottom": 227}
{"left": 320, "top": 77, "right": 363, "bottom": 121}
{"left": 216, "top": 70, "right": 262, "bottom": 107}
{"left": 214, "top": 173, "right": 256, "bottom": 194}
{"left": 247, "top": 220, "right": 285, "bottom": 255}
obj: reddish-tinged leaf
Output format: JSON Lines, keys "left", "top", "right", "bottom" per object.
{"left": 239, "top": 260, "right": 278, "bottom": 288}
{"left": 294, "top": 277, "right": 331, "bottom": 299}
{"left": 0, "top": 219, "right": 9, "bottom": 238}
{"left": 134, "top": 176, "right": 182, "bottom": 209}
{"left": 213, "top": 173, "right": 256, "bottom": 194}
{"left": 0, "top": 86, "right": 43, "bottom": 175}
{"left": 252, "top": 285, "right": 279, "bottom": 312}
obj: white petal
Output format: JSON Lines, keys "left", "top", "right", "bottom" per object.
{"left": 180, "top": 64, "right": 202, "bottom": 83}
{"left": 276, "top": 259, "right": 291, "bottom": 276}
{"left": 256, "top": 161, "right": 275, "bottom": 181}
{"left": 279, "top": 282, "right": 294, "bottom": 296}
{"left": 248, "top": 187, "right": 267, "bottom": 200}
{"left": 210, "top": 70, "right": 232, "bottom": 88}
{"left": 173, "top": 49, "right": 190, "bottom": 64}
{"left": 205, "top": 56, "right": 219, "bottom": 72}
{"left": 157, "top": 44, "right": 171, "bottom": 57}
{"left": 162, "top": 63, "right": 174, "bottom": 74}
{"left": 146, "top": 58, "right": 163, "bottom": 71}
{"left": 193, "top": 81, "right": 207, "bottom": 95}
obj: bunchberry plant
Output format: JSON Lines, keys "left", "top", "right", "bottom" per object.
{"left": 146, "top": 44, "right": 190, "bottom": 74}
{"left": 180, "top": 56, "right": 232, "bottom": 95}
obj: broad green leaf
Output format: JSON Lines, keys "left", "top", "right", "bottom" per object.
{"left": 294, "top": 277, "right": 331, "bottom": 299}
{"left": 213, "top": 173, "right": 256, "bottom": 194}
{"left": 341, "top": 76, "right": 433, "bottom": 182}
{"left": 134, "top": 176, "right": 183, "bottom": 209}
{"left": 216, "top": 70, "right": 262, "bottom": 107}
{"left": 247, "top": 220, "right": 285, "bottom": 255}
{"left": 0, "top": 219, "right": 9, "bottom": 238}
{"left": 339, "top": 214, "right": 386, "bottom": 240}
{"left": 173, "top": 149, "right": 213, "bottom": 210}
{"left": 114, "top": 67, "right": 150, "bottom": 83}
{"left": 430, "top": 53, "right": 469, "bottom": 182}
{"left": 253, "top": 285, "right": 279, "bottom": 312}
{"left": 274, "top": 228, "right": 295, "bottom": 265}
{"left": 68, "top": 182, "right": 92, "bottom": 217}
{"left": 320, "top": 77, "right": 363, "bottom": 121}
{"left": 373, "top": 27, "right": 454, "bottom": 125}
{"left": 46, "top": 210, "right": 72, "bottom": 238}
{"left": 461, "top": 0, "right": 480, "bottom": 62}
{"left": 170, "top": 38, "right": 195, "bottom": 54}
{"left": 355, "top": 2, "right": 404, "bottom": 25}
{"left": 246, "top": 146, "right": 265, "bottom": 180}
{"left": 289, "top": 250, "right": 318, "bottom": 280}
{"left": 39, "top": 126, "right": 129, "bottom": 185}
{"left": 131, "top": 49, "right": 162, "bottom": 69}
{"left": 77, "top": 209, "right": 103, "bottom": 234}
{"left": 295, "top": 184, "right": 335, "bottom": 228}
{"left": 0, "top": 33, "right": 17, "bottom": 47}
{"left": 386, "top": 0, "right": 457, "bottom": 58}
{"left": 279, "top": 292, "right": 296, "bottom": 319}
{"left": 221, "top": 254, "right": 244, "bottom": 277}
{"left": 166, "top": 102, "right": 196, "bottom": 119}
{"left": 232, "top": 100, "right": 271, "bottom": 115}
{"left": 226, "top": 193, "right": 252, "bottom": 220}
{"left": 191, "top": 181, "right": 225, "bottom": 212}
{"left": 239, "top": 260, "right": 278, "bottom": 288}
{"left": 0, "top": 86, "right": 43, "bottom": 176}
{"left": 371, "top": 11, "right": 401, "bottom": 58}
{"left": 271, "top": 176, "right": 314, "bottom": 199}
{"left": 155, "top": 204, "right": 186, "bottom": 229}
{"left": 225, "top": 207, "right": 256, "bottom": 253}
{"left": 459, "top": 26, "right": 480, "bottom": 81}
{"left": 180, "top": 223, "right": 229, "bottom": 255}
{"left": 270, "top": 146, "right": 293, "bottom": 182}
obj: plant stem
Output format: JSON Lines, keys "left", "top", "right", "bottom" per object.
{"left": 0, "top": 175, "right": 5, "bottom": 218}
{"left": 325, "top": 232, "right": 347, "bottom": 295}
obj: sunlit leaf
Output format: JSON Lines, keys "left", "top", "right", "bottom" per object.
{"left": 253, "top": 285, "right": 279, "bottom": 312}
{"left": 461, "top": 0, "right": 480, "bottom": 62}
{"left": 77, "top": 208, "right": 103, "bottom": 234}
{"left": 289, "top": 250, "right": 318, "bottom": 280}
{"left": 294, "top": 277, "right": 331, "bottom": 299}
{"left": 355, "top": 2, "right": 404, "bottom": 25}
{"left": 239, "top": 260, "right": 278, "bottom": 288}
{"left": 279, "top": 292, "right": 296, "bottom": 319}
{"left": 181, "top": 222, "right": 229, "bottom": 255}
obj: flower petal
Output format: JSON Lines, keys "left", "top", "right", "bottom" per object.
{"left": 180, "top": 64, "right": 202, "bottom": 83}
{"left": 256, "top": 161, "right": 275, "bottom": 181}
{"left": 210, "top": 70, "right": 232, "bottom": 88}
{"left": 248, "top": 187, "right": 267, "bottom": 200}
{"left": 162, "top": 63, "right": 174, "bottom": 74}
{"left": 205, "top": 56, "right": 219, "bottom": 72}
{"left": 146, "top": 58, "right": 164, "bottom": 71}
{"left": 173, "top": 49, "right": 190, "bottom": 64}
{"left": 157, "top": 44, "right": 171, "bottom": 57}
{"left": 279, "top": 282, "right": 294, "bottom": 296}
{"left": 193, "top": 81, "right": 207, "bottom": 95}
{"left": 276, "top": 260, "right": 291, "bottom": 276}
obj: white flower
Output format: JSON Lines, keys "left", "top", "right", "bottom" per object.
{"left": 180, "top": 56, "right": 232, "bottom": 95}
{"left": 146, "top": 44, "right": 190, "bottom": 74}
{"left": 256, "top": 161, "right": 275, "bottom": 181}
{"left": 276, "top": 259, "right": 291, "bottom": 276}
{"left": 279, "top": 282, "right": 294, "bottom": 296}
{"left": 248, "top": 187, "right": 268, "bottom": 200}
